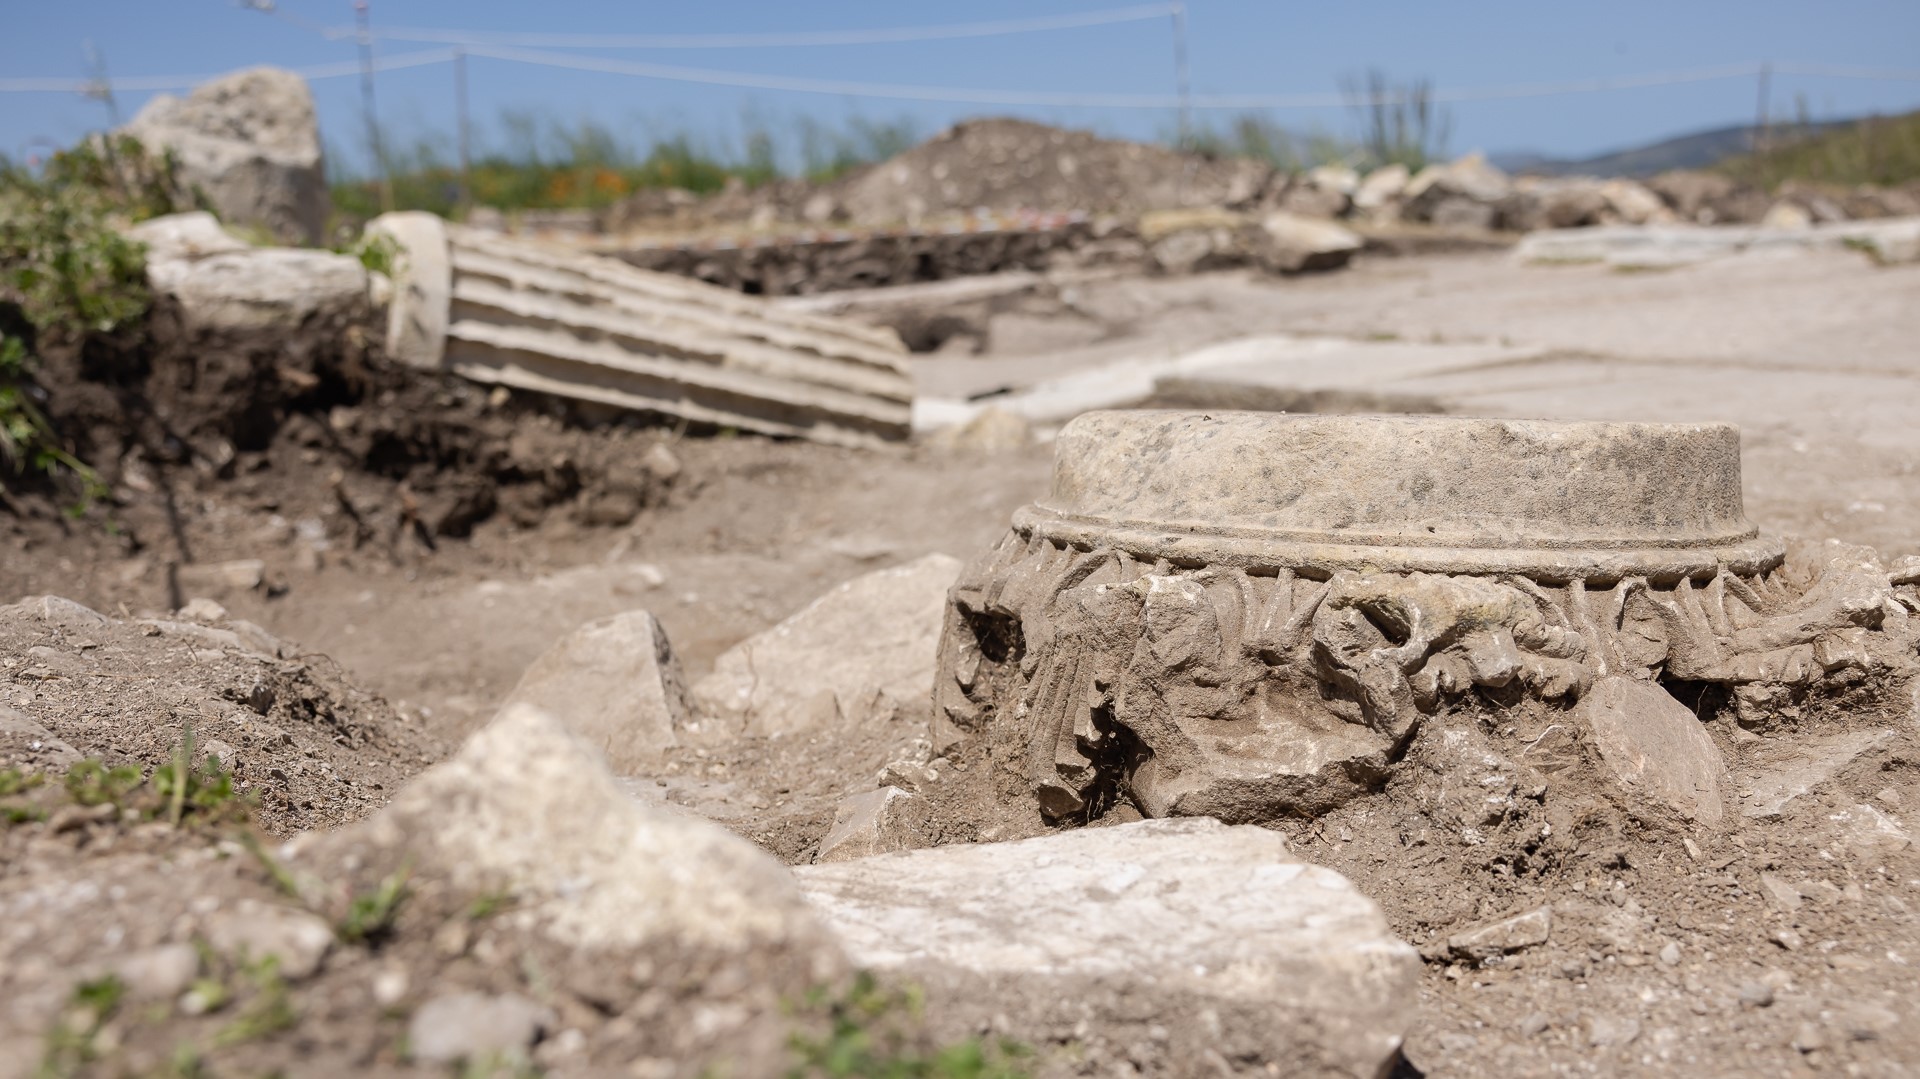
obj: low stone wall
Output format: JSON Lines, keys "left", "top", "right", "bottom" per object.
{"left": 611, "top": 214, "right": 1099, "bottom": 295}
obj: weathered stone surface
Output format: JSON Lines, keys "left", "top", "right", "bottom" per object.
{"left": 203, "top": 900, "right": 334, "bottom": 980}
{"left": 1448, "top": 906, "right": 1553, "bottom": 961}
{"left": 1578, "top": 676, "right": 1726, "bottom": 822}
{"left": 498, "top": 610, "right": 690, "bottom": 772}
{"left": 924, "top": 405, "right": 1031, "bottom": 453}
{"left": 814, "top": 786, "right": 923, "bottom": 863}
{"left": 121, "top": 67, "right": 328, "bottom": 245}
{"left": 1141, "top": 208, "right": 1245, "bottom": 274}
{"left": 1258, "top": 212, "right": 1363, "bottom": 273}
{"left": 100, "top": 944, "right": 200, "bottom": 1003}
{"left": 16, "top": 595, "right": 109, "bottom": 632}
{"left": 1278, "top": 176, "right": 1351, "bottom": 219}
{"left": 1738, "top": 728, "right": 1895, "bottom": 818}
{"left": 1829, "top": 802, "right": 1912, "bottom": 859}
{"left": 372, "top": 212, "right": 914, "bottom": 447}
{"left": 408, "top": 992, "right": 554, "bottom": 1065}
{"left": 794, "top": 817, "right": 1420, "bottom": 1078}
{"left": 1514, "top": 217, "right": 1920, "bottom": 267}
{"left": 1352, "top": 163, "right": 1410, "bottom": 211}
{"left": 147, "top": 249, "right": 369, "bottom": 334}
{"left": 932, "top": 410, "right": 1917, "bottom": 825}
{"left": 174, "top": 559, "right": 266, "bottom": 593}
{"left": 1023, "top": 411, "right": 1778, "bottom": 581}
{"left": 1762, "top": 201, "right": 1814, "bottom": 230}
{"left": 694, "top": 554, "right": 961, "bottom": 737}
{"left": 1403, "top": 154, "right": 1514, "bottom": 227}
{"left": 125, "top": 212, "right": 249, "bottom": 263}
{"left": 0, "top": 706, "right": 80, "bottom": 771}
{"left": 293, "top": 704, "right": 842, "bottom": 964}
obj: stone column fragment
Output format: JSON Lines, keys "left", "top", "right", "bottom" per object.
{"left": 373, "top": 213, "right": 912, "bottom": 447}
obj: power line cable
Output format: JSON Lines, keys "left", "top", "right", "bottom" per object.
{"left": 316, "top": 5, "right": 1180, "bottom": 49}
{"left": 4, "top": 51, "right": 1916, "bottom": 105}
{"left": 0, "top": 49, "right": 453, "bottom": 94}
{"left": 452, "top": 48, "right": 1920, "bottom": 110}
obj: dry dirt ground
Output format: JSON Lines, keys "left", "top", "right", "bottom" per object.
{"left": 5, "top": 244, "right": 1919, "bottom": 1076}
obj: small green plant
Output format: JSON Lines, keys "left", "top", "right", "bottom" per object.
{"left": 0, "top": 163, "right": 152, "bottom": 340}
{"left": 0, "top": 767, "right": 45, "bottom": 796}
{"left": 238, "top": 830, "right": 306, "bottom": 901}
{"left": 465, "top": 888, "right": 515, "bottom": 921}
{"left": 151, "top": 726, "right": 238, "bottom": 825}
{"left": 340, "top": 231, "right": 400, "bottom": 277}
{"left": 64, "top": 758, "right": 144, "bottom": 808}
{"left": 788, "top": 973, "right": 1030, "bottom": 1079}
{"left": 38, "top": 974, "right": 125, "bottom": 1078}
{"left": 338, "top": 866, "right": 411, "bottom": 945}
{"left": 211, "top": 956, "right": 295, "bottom": 1048}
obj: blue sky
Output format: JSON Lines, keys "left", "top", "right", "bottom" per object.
{"left": 5, "top": 1, "right": 1918, "bottom": 173}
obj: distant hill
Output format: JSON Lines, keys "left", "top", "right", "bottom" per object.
{"left": 1491, "top": 117, "right": 1859, "bottom": 178}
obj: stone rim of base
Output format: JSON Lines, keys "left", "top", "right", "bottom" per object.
{"left": 1012, "top": 508, "right": 1785, "bottom": 585}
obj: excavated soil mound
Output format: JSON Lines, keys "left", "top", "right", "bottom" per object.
{"left": 1, "top": 596, "right": 439, "bottom": 836}
{"left": 5, "top": 298, "right": 681, "bottom": 611}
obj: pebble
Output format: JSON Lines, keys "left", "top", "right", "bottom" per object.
{"left": 1586, "top": 1015, "right": 1641, "bottom": 1048}
{"left": 408, "top": 991, "right": 554, "bottom": 1064}
{"left": 1518, "top": 1012, "right": 1550, "bottom": 1037}
{"left": 1737, "top": 982, "right": 1775, "bottom": 1009}
{"left": 1771, "top": 928, "right": 1805, "bottom": 951}
{"left": 1436, "top": 1032, "right": 1478, "bottom": 1053}
{"left": 108, "top": 943, "right": 200, "bottom": 1001}
{"left": 372, "top": 966, "right": 410, "bottom": 1007}
{"left": 204, "top": 902, "right": 334, "bottom": 979}
{"left": 1791, "top": 1022, "right": 1827, "bottom": 1053}
{"left": 1658, "top": 941, "right": 1682, "bottom": 966}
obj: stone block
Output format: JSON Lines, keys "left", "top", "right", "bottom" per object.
{"left": 694, "top": 554, "right": 960, "bottom": 737}
{"left": 794, "top": 817, "right": 1419, "bottom": 1078}
{"left": 498, "top": 610, "right": 691, "bottom": 773}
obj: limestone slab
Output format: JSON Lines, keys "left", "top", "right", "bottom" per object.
{"left": 795, "top": 817, "right": 1419, "bottom": 1078}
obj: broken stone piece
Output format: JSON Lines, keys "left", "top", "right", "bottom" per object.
{"left": 1258, "top": 211, "right": 1363, "bottom": 273}
{"left": 174, "top": 559, "right": 267, "bottom": 593}
{"left": 815, "top": 786, "right": 923, "bottom": 863}
{"left": 408, "top": 991, "right": 554, "bottom": 1066}
{"left": 1739, "top": 728, "right": 1895, "bottom": 819}
{"left": 17, "top": 595, "right": 111, "bottom": 631}
{"left": 693, "top": 554, "right": 960, "bottom": 738}
{"left": 497, "top": 609, "right": 690, "bottom": 772}
{"left": 0, "top": 704, "right": 81, "bottom": 770}
{"left": 1759, "top": 873, "right": 1804, "bottom": 913}
{"left": 1578, "top": 675, "right": 1726, "bottom": 822}
{"left": 292, "top": 704, "right": 842, "bottom": 966}
{"left": 794, "top": 817, "right": 1419, "bottom": 1078}
{"left": 203, "top": 900, "right": 334, "bottom": 980}
{"left": 1448, "top": 906, "right": 1553, "bottom": 961}
{"left": 120, "top": 67, "right": 329, "bottom": 245}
